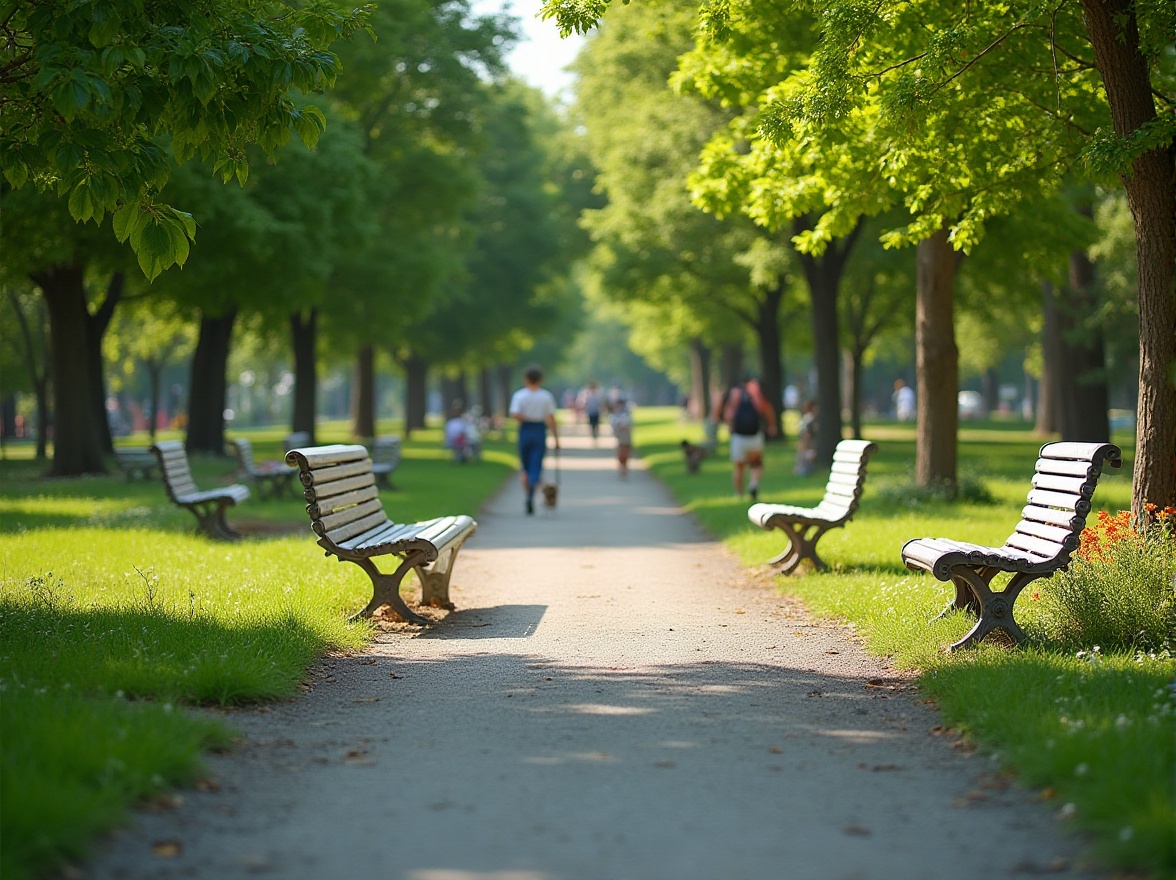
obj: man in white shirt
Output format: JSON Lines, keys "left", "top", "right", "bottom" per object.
{"left": 509, "top": 365, "right": 560, "bottom": 515}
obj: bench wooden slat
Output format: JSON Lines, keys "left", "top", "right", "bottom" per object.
{"left": 1030, "top": 472, "right": 1092, "bottom": 497}
{"left": 316, "top": 507, "right": 390, "bottom": 544}
{"left": 315, "top": 497, "right": 385, "bottom": 533}
{"left": 306, "top": 472, "right": 377, "bottom": 503}
{"left": 341, "top": 521, "right": 420, "bottom": 551}
{"left": 1012, "top": 519, "right": 1075, "bottom": 546}
{"left": 1025, "top": 488, "right": 1091, "bottom": 515}
{"left": 298, "top": 459, "right": 375, "bottom": 491}
{"left": 1004, "top": 532, "right": 1069, "bottom": 560}
{"left": 286, "top": 444, "right": 368, "bottom": 469}
{"left": 822, "top": 481, "right": 860, "bottom": 499}
{"left": 825, "top": 471, "right": 865, "bottom": 488}
{"left": 308, "top": 485, "right": 380, "bottom": 519}
{"left": 1032, "top": 457, "right": 1095, "bottom": 479}
{"left": 1020, "top": 504, "right": 1083, "bottom": 531}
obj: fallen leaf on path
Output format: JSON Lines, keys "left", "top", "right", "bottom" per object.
{"left": 871, "top": 764, "right": 901, "bottom": 772}
{"left": 151, "top": 841, "right": 183, "bottom": 858}
{"left": 353, "top": 697, "right": 381, "bottom": 703}
{"left": 842, "top": 826, "right": 871, "bottom": 837}
{"left": 806, "top": 689, "right": 824, "bottom": 697}
{"left": 655, "top": 761, "right": 676, "bottom": 768}
{"left": 1038, "top": 787, "right": 1057, "bottom": 800}
{"left": 793, "top": 631, "right": 808, "bottom": 637}
{"left": 825, "top": 650, "right": 840, "bottom": 655}
{"left": 769, "top": 747, "right": 784, "bottom": 754}
{"left": 195, "top": 778, "right": 221, "bottom": 792}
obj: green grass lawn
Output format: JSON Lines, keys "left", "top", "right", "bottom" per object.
{"left": 638, "top": 407, "right": 1174, "bottom": 878}
{"left": 0, "top": 421, "right": 515, "bottom": 880}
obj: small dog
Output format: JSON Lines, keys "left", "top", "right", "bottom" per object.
{"left": 540, "top": 482, "right": 559, "bottom": 510}
{"left": 681, "top": 440, "right": 709, "bottom": 475}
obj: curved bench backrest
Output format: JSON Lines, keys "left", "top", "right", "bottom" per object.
{"left": 150, "top": 440, "right": 199, "bottom": 501}
{"left": 818, "top": 439, "right": 879, "bottom": 524}
{"left": 286, "top": 444, "right": 391, "bottom": 548}
{"left": 232, "top": 438, "right": 258, "bottom": 475}
{"left": 1004, "top": 440, "right": 1122, "bottom": 566}
{"left": 371, "top": 436, "right": 402, "bottom": 468}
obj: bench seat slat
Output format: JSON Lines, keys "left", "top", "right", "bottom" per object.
{"left": 826, "top": 471, "right": 865, "bottom": 487}
{"left": 317, "top": 508, "right": 391, "bottom": 544}
{"left": 1020, "top": 504, "right": 1083, "bottom": 531}
{"left": 1004, "top": 532, "right": 1067, "bottom": 560}
{"left": 822, "top": 481, "right": 860, "bottom": 499}
{"left": 316, "top": 497, "right": 386, "bottom": 533}
{"left": 1026, "top": 488, "right": 1091, "bottom": 515}
{"left": 341, "top": 521, "right": 420, "bottom": 551}
{"left": 1013, "top": 519, "right": 1075, "bottom": 546}
{"left": 829, "top": 460, "right": 868, "bottom": 476}
{"left": 1033, "top": 457, "right": 1095, "bottom": 479}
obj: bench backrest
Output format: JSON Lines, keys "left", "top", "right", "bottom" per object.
{"left": 817, "top": 439, "right": 879, "bottom": 523}
{"left": 150, "top": 440, "right": 200, "bottom": 501}
{"left": 1004, "top": 441, "right": 1122, "bottom": 565}
{"left": 371, "top": 436, "right": 402, "bottom": 468}
{"left": 232, "top": 438, "right": 259, "bottom": 475}
{"left": 285, "top": 444, "right": 391, "bottom": 548}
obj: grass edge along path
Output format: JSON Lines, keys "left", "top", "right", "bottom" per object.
{"left": 0, "top": 424, "right": 515, "bottom": 880}
{"left": 634, "top": 408, "right": 1174, "bottom": 879}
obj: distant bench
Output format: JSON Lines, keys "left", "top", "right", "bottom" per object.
{"left": 286, "top": 444, "right": 475, "bottom": 624}
{"left": 283, "top": 432, "right": 311, "bottom": 454}
{"left": 748, "top": 438, "right": 878, "bottom": 573}
{"left": 114, "top": 447, "right": 158, "bottom": 481}
{"left": 232, "top": 437, "right": 295, "bottom": 501}
{"left": 369, "top": 436, "right": 402, "bottom": 489}
{"left": 150, "top": 441, "right": 250, "bottom": 540}
{"left": 902, "top": 441, "right": 1122, "bottom": 651}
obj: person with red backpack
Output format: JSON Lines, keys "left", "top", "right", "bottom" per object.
{"left": 721, "top": 376, "right": 777, "bottom": 500}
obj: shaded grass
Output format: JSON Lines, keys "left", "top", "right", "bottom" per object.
{"left": 639, "top": 407, "right": 1173, "bottom": 877}
{"left": 0, "top": 422, "right": 515, "bottom": 880}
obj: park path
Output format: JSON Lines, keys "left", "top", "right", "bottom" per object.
{"left": 92, "top": 431, "right": 1092, "bottom": 880}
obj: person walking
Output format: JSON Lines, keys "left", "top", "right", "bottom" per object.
{"left": 721, "top": 376, "right": 777, "bottom": 500}
{"left": 794, "top": 400, "right": 818, "bottom": 476}
{"left": 509, "top": 365, "right": 560, "bottom": 516}
{"left": 580, "top": 382, "right": 603, "bottom": 444}
{"left": 609, "top": 399, "right": 634, "bottom": 478}
{"left": 893, "top": 378, "right": 915, "bottom": 422}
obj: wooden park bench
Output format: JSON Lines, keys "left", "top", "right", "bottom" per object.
{"left": 369, "top": 436, "right": 402, "bottom": 489}
{"left": 150, "top": 441, "right": 250, "bottom": 540}
{"left": 232, "top": 437, "right": 295, "bottom": 500}
{"left": 747, "top": 438, "right": 879, "bottom": 574}
{"left": 285, "top": 444, "right": 476, "bottom": 624}
{"left": 114, "top": 447, "right": 158, "bottom": 481}
{"left": 902, "top": 441, "right": 1122, "bottom": 652}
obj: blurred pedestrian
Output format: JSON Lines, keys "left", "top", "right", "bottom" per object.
{"left": 722, "top": 376, "right": 777, "bottom": 500}
{"left": 794, "top": 400, "right": 818, "bottom": 476}
{"left": 509, "top": 365, "right": 560, "bottom": 516}
{"left": 610, "top": 399, "right": 634, "bottom": 478}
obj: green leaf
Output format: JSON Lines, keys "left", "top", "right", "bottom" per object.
{"left": 112, "top": 202, "right": 139, "bottom": 243}
{"left": 136, "top": 220, "right": 175, "bottom": 281}
{"left": 3, "top": 160, "right": 29, "bottom": 189}
{"left": 67, "top": 180, "right": 97, "bottom": 223}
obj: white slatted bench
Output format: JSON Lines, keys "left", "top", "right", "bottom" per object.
{"left": 369, "top": 436, "right": 402, "bottom": 489}
{"left": 114, "top": 447, "right": 158, "bottom": 480}
{"left": 285, "top": 444, "right": 476, "bottom": 624}
{"left": 232, "top": 437, "right": 295, "bottom": 501}
{"left": 150, "top": 441, "right": 250, "bottom": 540}
{"left": 902, "top": 441, "right": 1122, "bottom": 652}
{"left": 748, "top": 438, "right": 879, "bottom": 573}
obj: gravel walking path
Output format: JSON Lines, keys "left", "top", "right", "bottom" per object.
{"left": 92, "top": 433, "right": 1092, "bottom": 880}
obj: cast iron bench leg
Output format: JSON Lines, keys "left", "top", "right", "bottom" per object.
{"left": 349, "top": 553, "right": 431, "bottom": 625}
{"left": 945, "top": 567, "right": 1034, "bottom": 652}
{"left": 767, "top": 523, "right": 829, "bottom": 574}
{"left": 413, "top": 534, "right": 473, "bottom": 609}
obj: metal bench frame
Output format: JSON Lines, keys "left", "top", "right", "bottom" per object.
{"left": 286, "top": 444, "right": 476, "bottom": 624}
{"left": 232, "top": 437, "right": 295, "bottom": 500}
{"left": 150, "top": 441, "right": 250, "bottom": 540}
{"left": 748, "top": 439, "right": 879, "bottom": 573}
{"left": 902, "top": 441, "right": 1122, "bottom": 651}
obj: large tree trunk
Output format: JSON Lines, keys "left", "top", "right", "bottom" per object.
{"left": 186, "top": 310, "right": 236, "bottom": 455}
{"left": 7, "top": 288, "right": 51, "bottom": 460}
{"left": 1037, "top": 281, "right": 1061, "bottom": 435}
{"left": 352, "top": 345, "right": 376, "bottom": 440}
{"left": 439, "top": 373, "right": 467, "bottom": 416}
{"left": 687, "top": 336, "right": 712, "bottom": 421}
{"left": 147, "top": 361, "right": 162, "bottom": 442}
{"left": 754, "top": 284, "right": 785, "bottom": 441}
{"left": 403, "top": 353, "right": 428, "bottom": 435}
{"left": 496, "top": 364, "right": 514, "bottom": 419}
{"left": 915, "top": 227, "right": 959, "bottom": 492}
{"left": 794, "top": 219, "right": 862, "bottom": 465}
{"left": 85, "top": 271, "right": 124, "bottom": 455}
{"left": 1082, "top": 0, "right": 1176, "bottom": 516}
{"left": 290, "top": 309, "right": 318, "bottom": 444}
{"left": 32, "top": 263, "right": 107, "bottom": 475}
{"left": 1057, "top": 247, "right": 1110, "bottom": 442}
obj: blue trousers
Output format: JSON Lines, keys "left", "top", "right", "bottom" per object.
{"left": 518, "top": 422, "right": 547, "bottom": 496}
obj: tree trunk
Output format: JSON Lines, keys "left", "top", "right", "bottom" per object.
{"left": 440, "top": 374, "right": 467, "bottom": 416}
{"left": 496, "top": 364, "right": 514, "bottom": 419}
{"left": 147, "top": 360, "right": 161, "bottom": 442}
{"left": 1057, "top": 247, "right": 1110, "bottom": 442}
{"left": 352, "top": 345, "right": 376, "bottom": 440}
{"left": 847, "top": 346, "right": 865, "bottom": 439}
{"left": 981, "top": 368, "right": 998, "bottom": 416}
{"left": 186, "top": 310, "right": 236, "bottom": 455}
{"left": 7, "top": 287, "right": 51, "bottom": 460}
{"left": 1036, "top": 281, "right": 1061, "bottom": 435}
{"left": 403, "top": 353, "right": 428, "bottom": 435}
{"left": 290, "top": 309, "right": 318, "bottom": 444}
{"left": 32, "top": 262, "right": 107, "bottom": 475}
{"left": 915, "top": 227, "right": 959, "bottom": 492}
{"left": 687, "top": 336, "right": 712, "bottom": 421}
{"left": 86, "top": 271, "right": 124, "bottom": 455}
{"left": 479, "top": 367, "right": 494, "bottom": 415}
{"left": 794, "top": 220, "right": 862, "bottom": 465}
{"left": 754, "top": 284, "right": 785, "bottom": 441}
{"left": 1082, "top": 0, "right": 1176, "bottom": 515}
{"left": 715, "top": 343, "right": 743, "bottom": 397}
